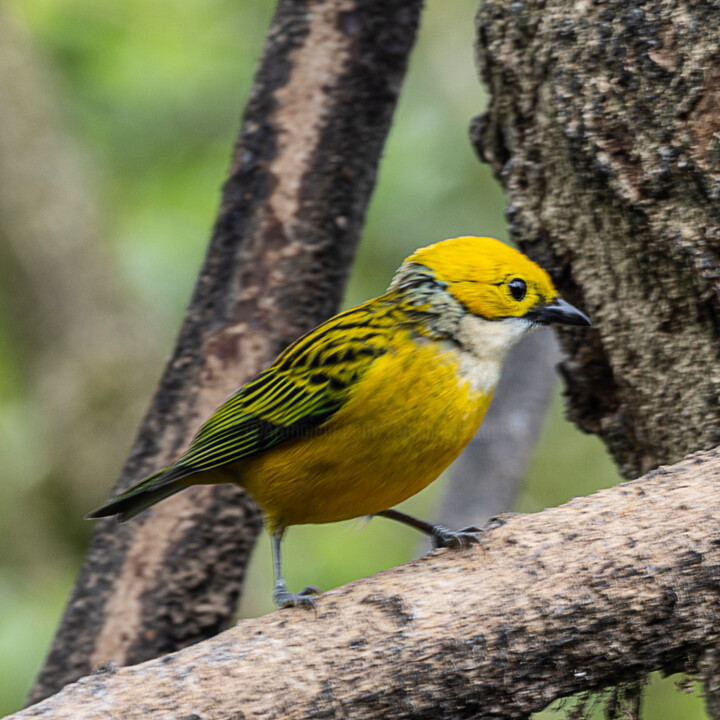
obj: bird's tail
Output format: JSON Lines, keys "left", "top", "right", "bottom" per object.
{"left": 85, "top": 467, "right": 189, "bottom": 523}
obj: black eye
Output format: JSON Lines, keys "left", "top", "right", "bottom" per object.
{"left": 507, "top": 278, "right": 527, "bottom": 301}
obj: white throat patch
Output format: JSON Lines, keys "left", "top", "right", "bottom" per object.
{"left": 457, "top": 315, "right": 535, "bottom": 360}
{"left": 455, "top": 315, "right": 537, "bottom": 395}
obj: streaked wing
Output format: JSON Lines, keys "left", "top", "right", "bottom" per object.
{"left": 179, "top": 371, "right": 344, "bottom": 472}
{"left": 174, "top": 301, "right": 390, "bottom": 476}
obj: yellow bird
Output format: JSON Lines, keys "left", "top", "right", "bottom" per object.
{"left": 88, "top": 236, "right": 590, "bottom": 607}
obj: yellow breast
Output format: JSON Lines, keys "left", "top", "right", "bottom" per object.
{"left": 238, "top": 333, "right": 496, "bottom": 532}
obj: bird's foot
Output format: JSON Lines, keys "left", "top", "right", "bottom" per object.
{"left": 430, "top": 525, "right": 483, "bottom": 550}
{"left": 273, "top": 581, "right": 320, "bottom": 609}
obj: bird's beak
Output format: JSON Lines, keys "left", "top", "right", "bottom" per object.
{"left": 526, "top": 297, "right": 591, "bottom": 326}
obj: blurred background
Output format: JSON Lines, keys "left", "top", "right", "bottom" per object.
{"left": 0, "top": 0, "right": 703, "bottom": 717}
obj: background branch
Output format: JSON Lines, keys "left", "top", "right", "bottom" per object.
{"left": 14, "top": 447, "right": 720, "bottom": 720}
{"left": 29, "top": 0, "right": 423, "bottom": 703}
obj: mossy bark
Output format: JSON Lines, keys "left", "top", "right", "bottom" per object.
{"left": 474, "top": 0, "right": 720, "bottom": 478}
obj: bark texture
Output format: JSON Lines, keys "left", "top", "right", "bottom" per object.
{"left": 30, "top": 0, "right": 423, "bottom": 703}
{"left": 14, "top": 448, "right": 720, "bottom": 720}
{"left": 473, "top": 0, "right": 720, "bottom": 479}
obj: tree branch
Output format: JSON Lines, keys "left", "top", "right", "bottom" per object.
{"left": 29, "top": 0, "right": 423, "bottom": 703}
{"left": 17, "top": 447, "right": 720, "bottom": 719}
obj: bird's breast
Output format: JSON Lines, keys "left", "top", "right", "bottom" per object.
{"left": 240, "top": 334, "right": 498, "bottom": 530}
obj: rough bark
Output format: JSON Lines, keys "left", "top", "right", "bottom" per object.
{"left": 700, "top": 648, "right": 720, "bottom": 720}
{"left": 29, "top": 0, "right": 423, "bottom": 703}
{"left": 474, "top": 2, "right": 720, "bottom": 715}
{"left": 473, "top": 0, "right": 720, "bottom": 480}
{"left": 13, "top": 448, "right": 720, "bottom": 720}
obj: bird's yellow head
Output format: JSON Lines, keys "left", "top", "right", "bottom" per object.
{"left": 393, "top": 236, "right": 590, "bottom": 326}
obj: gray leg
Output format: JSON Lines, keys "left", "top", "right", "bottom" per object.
{"left": 271, "top": 530, "right": 320, "bottom": 608}
{"left": 377, "top": 509, "right": 482, "bottom": 549}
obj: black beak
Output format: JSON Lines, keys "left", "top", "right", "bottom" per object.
{"left": 526, "top": 297, "right": 591, "bottom": 326}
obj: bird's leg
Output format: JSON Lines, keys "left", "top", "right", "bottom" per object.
{"left": 270, "top": 530, "right": 320, "bottom": 609}
{"left": 376, "top": 509, "right": 482, "bottom": 549}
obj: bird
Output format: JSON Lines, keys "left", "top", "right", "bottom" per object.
{"left": 87, "top": 236, "right": 591, "bottom": 608}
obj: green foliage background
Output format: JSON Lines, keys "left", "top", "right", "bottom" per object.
{"left": 0, "top": 1, "right": 705, "bottom": 717}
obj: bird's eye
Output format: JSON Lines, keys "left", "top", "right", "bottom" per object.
{"left": 507, "top": 278, "right": 527, "bottom": 301}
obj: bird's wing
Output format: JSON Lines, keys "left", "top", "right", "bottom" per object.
{"left": 172, "top": 302, "right": 389, "bottom": 477}
{"left": 178, "top": 370, "right": 346, "bottom": 472}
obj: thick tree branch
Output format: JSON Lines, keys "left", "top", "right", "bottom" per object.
{"left": 30, "top": 0, "right": 423, "bottom": 703}
{"left": 16, "top": 448, "right": 720, "bottom": 719}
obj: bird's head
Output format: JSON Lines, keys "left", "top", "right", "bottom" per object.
{"left": 391, "top": 236, "right": 591, "bottom": 328}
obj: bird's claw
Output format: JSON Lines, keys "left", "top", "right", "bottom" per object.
{"left": 273, "top": 583, "right": 320, "bottom": 609}
{"left": 431, "top": 525, "right": 483, "bottom": 549}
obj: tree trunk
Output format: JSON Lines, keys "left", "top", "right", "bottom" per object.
{"left": 473, "top": 0, "right": 720, "bottom": 479}
{"left": 474, "top": 1, "right": 720, "bottom": 715}
{"left": 13, "top": 448, "right": 720, "bottom": 719}
{"left": 29, "top": 0, "right": 423, "bottom": 704}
